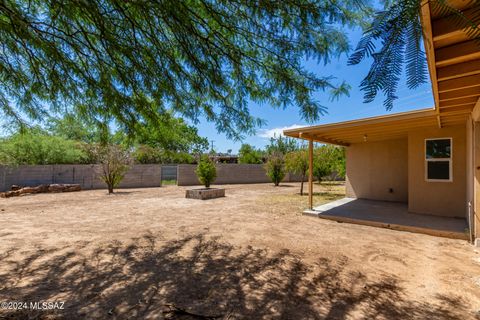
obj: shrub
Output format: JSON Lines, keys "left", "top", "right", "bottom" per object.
{"left": 90, "top": 144, "right": 132, "bottom": 194}
{"left": 238, "top": 144, "right": 263, "bottom": 164}
{"left": 313, "top": 145, "right": 346, "bottom": 182}
{"left": 265, "top": 152, "right": 285, "bottom": 186}
{"left": 0, "top": 132, "right": 87, "bottom": 165}
{"left": 195, "top": 156, "right": 217, "bottom": 188}
{"left": 285, "top": 149, "right": 308, "bottom": 195}
{"left": 133, "top": 145, "right": 195, "bottom": 164}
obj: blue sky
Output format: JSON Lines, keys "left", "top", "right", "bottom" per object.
{"left": 195, "top": 27, "right": 434, "bottom": 153}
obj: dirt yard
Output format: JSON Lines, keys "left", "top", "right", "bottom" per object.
{"left": 0, "top": 182, "right": 479, "bottom": 319}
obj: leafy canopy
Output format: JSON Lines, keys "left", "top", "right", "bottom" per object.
{"left": 0, "top": 0, "right": 365, "bottom": 138}
{"left": 265, "top": 135, "right": 300, "bottom": 155}
{"left": 313, "top": 145, "right": 345, "bottom": 181}
{"left": 238, "top": 144, "right": 263, "bottom": 164}
{"left": 0, "top": 127, "right": 87, "bottom": 165}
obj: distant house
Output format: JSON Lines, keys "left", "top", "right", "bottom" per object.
{"left": 284, "top": 1, "right": 480, "bottom": 245}
{"left": 210, "top": 154, "right": 239, "bottom": 164}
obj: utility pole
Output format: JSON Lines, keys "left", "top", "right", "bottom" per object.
{"left": 210, "top": 140, "right": 215, "bottom": 152}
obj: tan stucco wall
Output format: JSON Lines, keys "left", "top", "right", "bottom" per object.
{"left": 346, "top": 138, "right": 408, "bottom": 202}
{"left": 408, "top": 124, "right": 467, "bottom": 218}
{"left": 474, "top": 122, "right": 480, "bottom": 238}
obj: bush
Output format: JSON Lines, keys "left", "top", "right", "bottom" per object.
{"left": 238, "top": 144, "right": 263, "bottom": 164}
{"left": 265, "top": 152, "right": 285, "bottom": 186}
{"left": 0, "top": 132, "right": 87, "bottom": 165}
{"left": 133, "top": 145, "right": 194, "bottom": 164}
{"left": 89, "top": 144, "right": 132, "bottom": 194}
{"left": 313, "top": 145, "right": 346, "bottom": 182}
{"left": 195, "top": 156, "right": 217, "bottom": 188}
{"left": 285, "top": 149, "right": 308, "bottom": 195}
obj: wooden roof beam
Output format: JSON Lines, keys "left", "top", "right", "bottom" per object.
{"left": 437, "top": 59, "right": 480, "bottom": 81}
{"left": 318, "top": 120, "right": 439, "bottom": 139}
{"left": 299, "top": 132, "right": 350, "bottom": 147}
{"left": 420, "top": 0, "right": 442, "bottom": 128}
{"left": 439, "top": 86, "right": 480, "bottom": 101}
{"left": 430, "top": 0, "right": 476, "bottom": 19}
{"left": 438, "top": 74, "right": 480, "bottom": 92}
{"left": 432, "top": 7, "right": 479, "bottom": 48}
{"left": 436, "top": 40, "right": 480, "bottom": 67}
{"left": 439, "top": 96, "right": 478, "bottom": 108}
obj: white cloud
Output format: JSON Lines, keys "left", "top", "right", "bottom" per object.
{"left": 258, "top": 124, "right": 305, "bottom": 139}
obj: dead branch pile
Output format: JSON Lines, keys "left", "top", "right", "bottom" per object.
{"left": 0, "top": 184, "right": 81, "bottom": 198}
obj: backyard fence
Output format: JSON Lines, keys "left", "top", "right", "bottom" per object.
{"left": 176, "top": 164, "right": 303, "bottom": 186}
{"left": 0, "top": 163, "right": 305, "bottom": 191}
{"left": 161, "top": 165, "right": 178, "bottom": 181}
{"left": 0, "top": 164, "right": 162, "bottom": 192}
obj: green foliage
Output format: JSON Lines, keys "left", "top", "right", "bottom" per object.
{"left": 47, "top": 114, "right": 105, "bottom": 143}
{"left": 0, "top": 129, "right": 87, "bottom": 165}
{"left": 238, "top": 144, "right": 264, "bottom": 164}
{"left": 266, "top": 135, "right": 300, "bottom": 155}
{"left": 285, "top": 149, "right": 309, "bottom": 194}
{"left": 91, "top": 144, "right": 132, "bottom": 194}
{"left": 313, "top": 145, "right": 345, "bottom": 181}
{"left": 195, "top": 156, "right": 217, "bottom": 188}
{"left": 265, "top": 152, "right": 285, "bottom": 186}
{"left": 130, "top": 113, "right": 208, "bottom": 153}
{"left": 349, "top": 0, "right": 480, "bottom": 110}
{"left": 133, "top": 145, "right": 194, "bottom": 164}
{"left": 0, "top": 0, "right": 366, "bottom": 138}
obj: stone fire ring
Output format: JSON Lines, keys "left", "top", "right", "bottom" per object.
{"left": 185, "top": 188, "right": 225, "bottom": 200}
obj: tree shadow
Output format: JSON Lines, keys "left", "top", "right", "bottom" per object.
{"left": 0, "top": 233, "right": 471, "bottom": 319}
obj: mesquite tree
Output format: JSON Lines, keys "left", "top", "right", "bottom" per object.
{"left": 0, "top": 0, "right": 365, "bottom": 137}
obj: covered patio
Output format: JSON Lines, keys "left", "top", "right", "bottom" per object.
{"left": 304, "top": 198, "right": 469, "bottom": 240}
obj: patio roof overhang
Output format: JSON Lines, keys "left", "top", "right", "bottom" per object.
{"left": 284, "top": 0, "right": 480, "bottom": 146}
{"left": 420, "top": 0, "right": 480, "bottom": 127}
{"left": 283, "top": 108, "right": 443, "bottom": 146}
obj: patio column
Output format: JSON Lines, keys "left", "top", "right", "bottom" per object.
{"left": 308, "top": 139, "right": 313, "bottom": 210}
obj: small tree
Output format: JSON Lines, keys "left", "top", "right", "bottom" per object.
{"left": 285, "top": 149, "right": 308, "bottom": 195}
{"left": 313, "top": 145, "right": 345, "bottom": 183}
{"left": 196, "top": 156, "right": 217, "bottom": 188}
{"left": 265, "top": 152, "right": 285, "bottom": 186}
{"left": 313, "top": 158, "right": 331, "bottom": 183}
{"left": 92, "top": 144, "right": 132, "bottom": 194}
{"left": 238, "top": 144, "right": 263, "bottom": 164}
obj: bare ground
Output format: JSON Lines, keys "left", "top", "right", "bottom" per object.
{"left": 0, "top": 182, "right": 479, "bottom": 319}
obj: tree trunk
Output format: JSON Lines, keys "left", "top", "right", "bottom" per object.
{"left": 108, "top": 184, "right": 114, "bottom": 194}
{"left": 300, "top": 173, "right": 305, "bottom": 195}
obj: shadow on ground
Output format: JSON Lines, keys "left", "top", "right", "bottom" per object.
{"left": 0, "top": 233, "right": 470, "bottom": 319}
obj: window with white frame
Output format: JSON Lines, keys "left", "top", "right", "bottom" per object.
{"left": 425, "top": 138, "right": 452, "bottom": 182}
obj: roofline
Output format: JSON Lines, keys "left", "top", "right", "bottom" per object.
{"left": 283, "top": 107, "right": 437, "bottom": 136}
{"left": 420, "top": 0, "right": 442, "bottom": 127}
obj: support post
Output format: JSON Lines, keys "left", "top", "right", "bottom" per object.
{"left": 308, "top": 139, "right": 313, "bottom": 210}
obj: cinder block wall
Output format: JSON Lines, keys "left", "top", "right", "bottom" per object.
{"left": 177, "top": 164, "right": 304, "bottom": 186}
{"left": 0, "top": 164, "right": 162, "bottom": 192}
{"left": 0, "top": 163, "right": 307, "bottom": 191}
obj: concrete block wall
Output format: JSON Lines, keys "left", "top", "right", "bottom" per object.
{"left": 0, "top": 164, "right": 162, "bottom": 192}
{"left": 0, "top": 164, "right": 305, "bottom": 191}
{"left": 177, "top": 164, "right": 304, "bottom": 186}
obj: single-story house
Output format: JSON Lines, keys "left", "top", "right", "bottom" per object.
{"left": 284, "top": 0, "right": 480, "bottom": 244}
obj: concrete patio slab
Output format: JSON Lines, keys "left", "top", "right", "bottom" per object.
{"left": 304, "top": 198, "right": 469, "bottom": 240}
